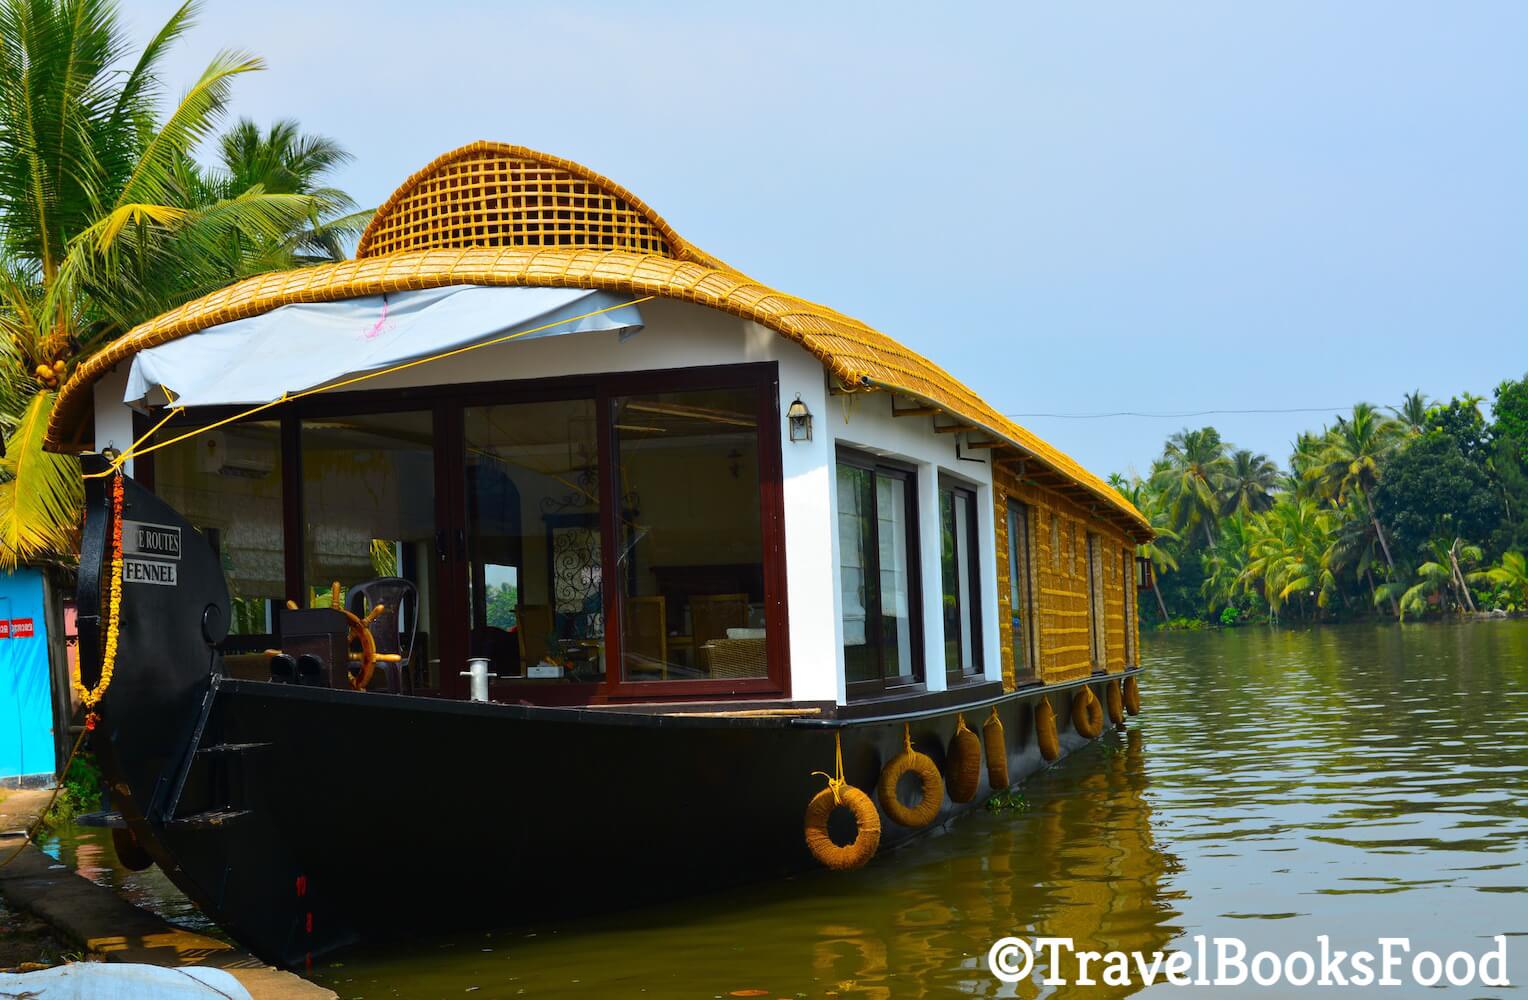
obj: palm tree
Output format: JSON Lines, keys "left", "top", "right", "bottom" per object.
{"left": 1240, "top": 498, "right": 1337, "bottom": 622}
{"left": 211, "top": 118, "right": 371, "bottom": 263}
{"left": 1286, "top": 430, "right": 1326, "bottom": 499}
{"left": 1390, "top": 389, "right": 1430, "bottom": 434}
{"left": 1307, "top": 403, "right": 1403, "bottom": 588}
{"left": 1116, "top": 475, "right": 1179, "bottom": 619}
{"left": 1379, "top": 538, "right": 1483, "bottom": 620}
{"left": 1218, "top": 449, "right": 1279, "bottom": 518}
{"left": 0, "top": 0, "right": 348, "bottom": 567}
{"left": 1470, "top": 551, "right": 1528, "bottom": 610}
{"left": 1200, "top": 512, "right": 1254, "bottom": 614}
{"left": 1322, "top": 501, "right": 1383, "bottom": 609}
{"left": 1153, "top": 426, "right": 1230, "bottom": 549}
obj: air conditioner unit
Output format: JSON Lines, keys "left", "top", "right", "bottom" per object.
{"left": 198, "top": 430, "right": 276, "bottom": 479}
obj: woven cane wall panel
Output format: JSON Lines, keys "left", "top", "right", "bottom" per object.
{"left": 993, "top": 466, "right": 1136, "bottom": 685}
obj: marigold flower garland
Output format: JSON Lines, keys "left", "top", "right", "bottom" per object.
{"left": 72, "top": 473, "right": 124, "bottom": 724}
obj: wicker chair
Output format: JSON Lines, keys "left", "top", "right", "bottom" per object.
{"left": 623, "top": 595, "right": 668, "bottom": 680}
{"left": 517, "top": 605, "right": 554, "bottom": 667}
{"left": 698, "top": 635, "right": 768, "bottom": 679}
{"left": 689, "top": 593, "right": 749, "bottom": 649}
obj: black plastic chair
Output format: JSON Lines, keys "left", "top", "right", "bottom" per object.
{"left": 346, "top": 577, "right": 419, "bottom": 694}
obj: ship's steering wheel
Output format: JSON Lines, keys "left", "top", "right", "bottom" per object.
{"left": 288, "top": 582, "right": 386, "bottom": 691}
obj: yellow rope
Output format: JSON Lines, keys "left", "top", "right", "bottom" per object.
{"left": 114, "top": 404, "right": 183, "bottom": 462}
{"left": 809, "top": 731, "right": 848, "bottom": 805}
{"left": 85, "top": 295, "right": 653, "bottom": 478}
{"left": 903, "top": 722, "right": 913, "bottom": 753}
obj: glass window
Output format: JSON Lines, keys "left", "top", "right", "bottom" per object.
{"left": 1006, "top": 499, "right": 1035, "bottom": 678}
{"left": 838, "top": 455, "right": 919, "bottom": 693}
{"left": 614, "top": 387, "right": 767, "bottom": 682}
{"left": 462, "top": 399, "right": 604, "bottom": 682}
{"left": 153, "top": 421, "right": 284, "bottom": 637}
{"left": 301, "top": 411, "right": 441, "bottom": 690}
{"left": 940, "top": 483, "right": 983, "bottom": 680}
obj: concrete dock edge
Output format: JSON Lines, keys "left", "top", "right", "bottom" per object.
{"left": 0, "top": 833, "right": 334, "bottom": 1000}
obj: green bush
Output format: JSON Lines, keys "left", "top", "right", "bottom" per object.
{"left": 1156, "top": 616, "right": 1209, "bottom": 632}
{"left": 42, "top": 751, "right": 102, "bottom": 829}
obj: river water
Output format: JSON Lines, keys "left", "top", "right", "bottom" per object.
{"left": 45, "top": 622, "right": 1527, "bottom": 997}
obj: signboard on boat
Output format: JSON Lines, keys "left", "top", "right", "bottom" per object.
{"left": 123, "top": 559, "right": 178, "bottom": 586}
{"left": 122, "top": 520, "right": 182, "bottom": 587}
{"left": 123, "top": 521, "right": 182, "bottom": 561}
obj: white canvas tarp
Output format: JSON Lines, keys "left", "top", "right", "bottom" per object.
{"left": 124, "top": 285, "right": 644, "bottom": 410}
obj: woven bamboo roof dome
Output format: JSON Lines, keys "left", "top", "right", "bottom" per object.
{"left": 46, "top": 142, "right": 1150, "bottom": 540}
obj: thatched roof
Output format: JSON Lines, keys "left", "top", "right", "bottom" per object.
{"left": 46, "top": 142, "right": 1149, "bottom": 540}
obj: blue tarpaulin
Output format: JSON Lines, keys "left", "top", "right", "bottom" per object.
{"left": 0, "top": 568, "right": 55, "bottom": 782}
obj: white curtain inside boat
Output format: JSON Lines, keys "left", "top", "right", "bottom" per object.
{"left": 123, "top": 285, "right": 645, "bottom": 410}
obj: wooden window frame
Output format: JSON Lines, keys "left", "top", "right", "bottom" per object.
{"left": 836, "top": 447, "right": 925, "bottom": 700}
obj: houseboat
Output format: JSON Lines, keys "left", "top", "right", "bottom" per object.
{"left": 46, "top": 143, "right": 1153, "bottom": 968}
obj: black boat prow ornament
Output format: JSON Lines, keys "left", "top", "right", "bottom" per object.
{"left": 77, "top": 456, "right": 327, "bottom": 960}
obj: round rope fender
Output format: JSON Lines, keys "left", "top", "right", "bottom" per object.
{"left": 1072, "top": 687, "right": 1104, "bottom": 739}
{"left": 946, "top": 715, "right": 983, "bottom": 804}
{"left": 1124, "top": 675, "right": 1141, "bottom": 716}
{"left": 983, "top": 707, "right": 1010, "bottom": 790}
{"left": 804, "top": 785, "right": 881, "bottom": 871}
{"left": 1106, "top": 679, "right": 1126, "bottom": 725}
{"left": 878, "top": 725, "right": 945, "bottom": 828}
{"left": 1035, "top": 698, "right": 1061, "bottom": 763}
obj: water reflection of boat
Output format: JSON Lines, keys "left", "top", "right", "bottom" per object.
{"left": 812, "top": 730, "right": 1181, "bottom": 997}
{"left": 51, "top": 143, "right": 1154, "bottom": 967}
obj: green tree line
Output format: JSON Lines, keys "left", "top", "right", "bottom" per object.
{"left": 1113, "top": 379, "right": 1528, "bottom": 626}
{"left": 0, "top": 0, "right": 366, "bottom": 568}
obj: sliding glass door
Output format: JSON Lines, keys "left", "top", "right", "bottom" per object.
{"left": 838, "top": 450, "right": 921, "bottom": 696}
{"left": 461, "top": 398, "right": 605, "bottom": 685}
{"left": 613, "top": 386, "right": 769, "bottom": 683}
{"left": 151, "top": 363, "right": 787, "bottom": 701}
{"left": 299, "top": 411, "right": 442, "bottom": 690}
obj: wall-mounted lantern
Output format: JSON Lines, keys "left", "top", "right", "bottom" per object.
{"left": 787, "top": 394, "right": 813, "bottom": 442}
{"left": 1135, "top": 555, "right": 1154, "bottom": 592}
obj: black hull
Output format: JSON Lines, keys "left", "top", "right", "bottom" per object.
{"left": 103, "top": 676, "right": 1126, "bottom": 967}
{"left": 75, "top": 462, "right": 1133, "bottom": 968}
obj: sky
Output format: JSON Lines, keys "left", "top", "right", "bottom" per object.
{"left": 127, "top": 1, "right": 1527, "bottom": 477}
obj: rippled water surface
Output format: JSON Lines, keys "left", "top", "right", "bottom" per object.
{"left": 39, "top": 825, "right": 225, "bottom": 938}
{"left": 53, "top": 622, "right": 1528, "bottom": 996}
